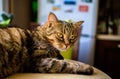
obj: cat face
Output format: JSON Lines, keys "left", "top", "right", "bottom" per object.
{"left": 44, "top": 12, "right": 83, "bottom": 51}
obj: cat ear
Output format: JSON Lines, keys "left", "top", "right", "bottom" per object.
{"left": 74, "top": 21, "right": 84, "bottom": 28}
{"left": 48, "top": 12, "right": 58, "bottom": 22}
{"left": 74, "top": 21, "right": 84, "bottom": 36}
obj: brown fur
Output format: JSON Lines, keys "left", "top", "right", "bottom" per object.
{"left": 0, "top": 12, "right": 93, "bottom": 78}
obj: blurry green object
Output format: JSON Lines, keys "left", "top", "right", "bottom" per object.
{"left": 32, "top": 0, "right": 38, "bottom": 22}
{"left": 0, "top": 13, "right": 13, "bottom": 27}
{"left": 0, "top": 19, "right": 11, "bottom": 27}
{"left": 65, "top": 19, "right": 73, "bottom": 23}
{"left": 61, "top": 46, "right": 73, "bottom": 59}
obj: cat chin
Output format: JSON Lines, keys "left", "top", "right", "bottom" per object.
{"left": 59, "top": 49, "right": 67, "bottom": 52}
{"left": 53, "top": 44, "right": 70, "bottom": 51}
{"left": 56, "top": 47, "right": 69, "bottom": 52}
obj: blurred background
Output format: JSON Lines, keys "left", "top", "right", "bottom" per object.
{"left": 0, "top": 0, "right": 120, "bottom": 79}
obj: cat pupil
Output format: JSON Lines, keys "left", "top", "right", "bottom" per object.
{"left": 71, "top": 35, "right": 75, "bottom": 39}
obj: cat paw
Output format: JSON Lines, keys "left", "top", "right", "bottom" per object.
{"left": 77, "top": 66, "right": 94, "bottom": 75}
{"left": 85, "top": 66, "right": 94, "bottom": 75}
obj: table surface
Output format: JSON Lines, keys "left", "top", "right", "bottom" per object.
{"left": 5, "top": 68, "right": 111, "bottom": 79}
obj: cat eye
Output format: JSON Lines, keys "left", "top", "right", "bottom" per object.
{"left": 70, "top": 35, "right": 76, "bottom": 43}
{"left": 57, "top": 33, "right": 63, "bottom": 38}
{"left": 70, "top": 35, "right": 75, "bottom": 40}
{"left": 56, "top": 33, "right": 63, "bottom": 41}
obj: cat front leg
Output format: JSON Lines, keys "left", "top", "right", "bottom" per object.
{"left": 47, "top": 48, "right": 64, "bottom": 59}
{"left": 35, "top": 58, "right": 93, "bottom": 75}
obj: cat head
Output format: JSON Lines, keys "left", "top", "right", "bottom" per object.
{"left": 44, "top": 12, "right": 83, "bottom": 51}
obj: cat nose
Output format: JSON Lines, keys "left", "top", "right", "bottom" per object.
{"left": 65, "top": 43, "right": 70, "bottom": 47}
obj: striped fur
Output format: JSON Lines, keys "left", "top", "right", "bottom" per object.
{"left": 36, "top": 58, "right": 93, "bottom": 74}
{"left": 0, "top": 12, "right": 93, "bottom": 78}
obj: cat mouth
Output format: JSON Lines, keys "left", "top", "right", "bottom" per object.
{"left": 53, "top": 43, "right": 71, "bottom": 51}
{"left": 57, "top": 46, "right": 70, "bottom": 51}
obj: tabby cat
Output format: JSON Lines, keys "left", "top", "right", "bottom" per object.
{"left": 0, "top": 12, "right": 93, "bottom": 78}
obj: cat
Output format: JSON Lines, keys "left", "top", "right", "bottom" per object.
{"left": 0, "top": 12, "right": 93, "bottom": 78}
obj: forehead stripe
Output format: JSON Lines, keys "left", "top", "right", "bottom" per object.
{"left": 63, "top": 23, "right": 73, "bottom": 34}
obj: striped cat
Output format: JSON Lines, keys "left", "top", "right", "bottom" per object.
{"left": 0, "top": 12, "right": 93, "bottom": 78}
